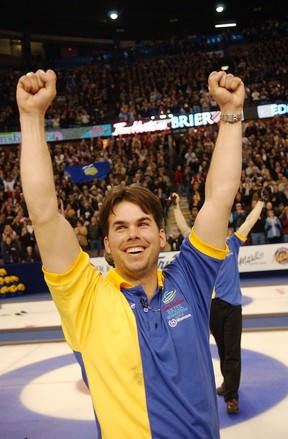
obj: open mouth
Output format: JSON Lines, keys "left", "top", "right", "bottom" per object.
{"left": 125, "top": 246, "right": 145, "bottom": 254}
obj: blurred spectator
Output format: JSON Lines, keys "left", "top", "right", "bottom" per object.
{"left": 265, "top": 209, "right": 282, "bottom": 243}
{"left": 270, "top": 184, "right": 287, "bottom": 213}
{"left": 66, "top": 208, "right": 79, "bottom": 228}
{"left": 2, "top": 224, "right": 18, "bottom": 244}
{"left": 189, "top": 206, "right": 199, "bottom": 228}
{"left": 189, "top": 181, "right": 204, "bottom": 211}
{"left": 88, "top": 214, "right": 104, "bottom": 256}
{"left": 74, "top": 218, "right": 89, "bottom": 251}
{"left": 232, "top": 203, "right": 247, "bottom": 231}
{"left": 22, "top": 245, "right": 41, "bottom": 263}
{"left": 249, "top": 200, "right": 266, "bottom": 245}
{"left": 168, "top": 227, "right": 184, "bottom": 251}
{"left": 1, "top": 235, "right": 19, "bottom": 264}
{"left": 279, "top": 206, "right": 288, "bottom": 243}
{"left": 79, "top": 200, "right": 95, "bottom": 224}
{"left": 19, "top": 223, "right": 36, "bottom": 258}
{"left": 174, "top": 165, "right": 184, "bottom": 197}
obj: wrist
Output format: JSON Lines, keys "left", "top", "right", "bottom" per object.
{"left": 20, "top": 112, "right": 46, "bottom": 125}
{"left": 220, "top": 113, "right": 243, "bottom": 123}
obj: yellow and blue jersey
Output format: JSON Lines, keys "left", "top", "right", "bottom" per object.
{"left": 44, "top": 229, "right": 227, "bottom": 439}
{"left": 213, "top": 232, "right": 246, "bottom": 306}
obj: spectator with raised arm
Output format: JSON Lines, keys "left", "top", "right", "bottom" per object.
{"left": 210, "top": 201, "right": 264, "bottom": 415}
{"left": 170, "top": 193, "right": 265, "bottom": 415}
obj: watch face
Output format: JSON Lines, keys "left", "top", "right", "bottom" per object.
{"left": 220, "top": 113, "right": 242, "bottom": 122}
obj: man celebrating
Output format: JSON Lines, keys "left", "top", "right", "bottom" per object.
{"left": 17, "top": 69, "right": 244, "bottom": 439}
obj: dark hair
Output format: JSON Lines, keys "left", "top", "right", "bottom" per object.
{"left": 99, "top": 184, "right": 164, "bottom": 236}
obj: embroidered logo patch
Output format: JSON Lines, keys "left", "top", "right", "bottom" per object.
{"left": 162, "top": 290, "right": 192, "bottom": 326}
{"left": 162, "top": 289, "right": 176, "bottom": 304}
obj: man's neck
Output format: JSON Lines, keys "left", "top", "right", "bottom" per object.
{"left": 117, "top": 269, "right": 159, "bottom": 302}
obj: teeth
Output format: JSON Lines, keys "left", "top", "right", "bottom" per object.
{"left": 126, "top": 247, "right": 144, "bottom": 253}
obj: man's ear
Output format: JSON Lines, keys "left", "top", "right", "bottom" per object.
{"left": 159, "top": 229, "right": 167, "bottom": 250}
{"left": 104, "top": 250, "right": 115, "bottom": 267}
{"left": 104, "top": 236, "right": 111, "bottom": 254}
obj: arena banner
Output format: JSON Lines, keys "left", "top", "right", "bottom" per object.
{"left": 2, "top": 105, "right": 288, "bottom": 145}
{"left": 0, "top": 124, "right": 112, "bottom": 145}
{"left": 237, "top": 243, "right": 288, "bottom": 272}
{"left": 257, "top": 103, "right": 288, "bottom": 119}
{"left": 112, "top": 120, "right": 171, "bottom": 135}
{"left": 90, "top": 244, "right": 288, "bottom": 275}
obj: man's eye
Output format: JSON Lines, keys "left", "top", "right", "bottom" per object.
{"left": 115, "top": 225, "right": 125, "bottom": 231}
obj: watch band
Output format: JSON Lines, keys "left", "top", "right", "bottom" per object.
{"left": 220, "top": 113, "right": 242, "bottom": 123}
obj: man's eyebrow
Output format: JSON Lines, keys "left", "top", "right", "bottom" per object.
{"left": 112, "top": 216, "right": 153, "bottom": 226}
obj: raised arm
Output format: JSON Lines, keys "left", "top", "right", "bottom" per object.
{"left": 170, "top": 193, "right": 191, "bottom": 236}
{"left": 194, "top": 71, "right": 245, "bottom": 249}
{"left": 236, "top": 201, "right": 264, "bottom": 238}
{"left": 17, "top": 69, "right": 80, "bottom": 273}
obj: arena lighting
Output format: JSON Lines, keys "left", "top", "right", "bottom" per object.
{"left": 109, "top": 11, "right": 118, "bottom": 20}
{"left": 216, "top": 4, "right": 224, "bottom": 13}
{"left": 151, "top": 114, "right": 173, "bottom": 121}
{"left": 221, "top": 65, "right": 229, "bottom": 71}
{"left": 215, "top": 22, "right": 237, "bottom": 28}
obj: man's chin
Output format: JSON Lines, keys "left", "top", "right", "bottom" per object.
{"left": 121, "top": 258, "right": 149, "bottom": 274}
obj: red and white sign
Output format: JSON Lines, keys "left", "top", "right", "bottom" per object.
{"left": 112, "top": 120, "right": 170, "bottom": 136}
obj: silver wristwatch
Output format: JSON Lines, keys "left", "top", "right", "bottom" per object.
{"left": 220, "top": 113, "right": 242, "bottom": 123}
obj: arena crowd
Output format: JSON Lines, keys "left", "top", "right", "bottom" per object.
{"left": 0, "top": 17, "right": 287, "bottom": 263}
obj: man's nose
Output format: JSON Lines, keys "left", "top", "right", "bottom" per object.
{"left": 127, "top": 225, "right": 140, "bottom": 239}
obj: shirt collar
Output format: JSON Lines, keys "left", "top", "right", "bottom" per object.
{"left": 105, "top": 268, "right": 164, "bottom": 290}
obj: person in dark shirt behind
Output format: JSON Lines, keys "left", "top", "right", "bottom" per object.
{"left": 249, "top": 199, "right": 266, "bottom": 245}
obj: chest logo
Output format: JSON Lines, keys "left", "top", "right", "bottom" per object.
{"left": 162, "top": 289, "right": 176, "bottom": 304}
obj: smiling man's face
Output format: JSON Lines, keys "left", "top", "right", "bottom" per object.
{"left": 104, "top": 201, "right": 166, "bottom": 282}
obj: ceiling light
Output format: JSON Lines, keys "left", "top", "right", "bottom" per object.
{"left": 109, "top": 11, "right": 118, "bottom": 20}
{"left": 215, "top": 23, "right": 237, "bottom": 28}
{"left": 216, "top": 4, "right": 224, "bottom": 13}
